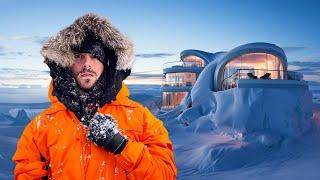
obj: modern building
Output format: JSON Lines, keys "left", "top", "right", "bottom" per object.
{"left": 161, "top": 42, "right": 302, "bottom": 110}
{"left": 159, "top": 42, "right": 311, "bottom": 141}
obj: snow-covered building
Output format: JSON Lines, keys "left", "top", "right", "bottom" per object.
{"left": 158, "top": 43, "right": 314, "bottom": 175}
{"left": 161, "top": 42, "right": 303, "bottom": 109}
{"left": 160, "top": 42, "right": 312, "bottom": 139}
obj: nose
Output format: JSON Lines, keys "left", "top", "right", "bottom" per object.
{"left": 82, "top": 54, "right": 94, "bottom": 68}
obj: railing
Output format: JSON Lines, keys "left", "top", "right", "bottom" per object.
{"left": 221, "top": 69, "right": 302, "bottom": 90}
{"left": 162, "top": 79, "right": 194, "bottom": 87}
{"left": 163, "top": 60, "right": 205, "bottom": 69}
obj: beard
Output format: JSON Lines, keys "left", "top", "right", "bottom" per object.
{"left": 75, "top": 67, "right": 99, "bottom": 91}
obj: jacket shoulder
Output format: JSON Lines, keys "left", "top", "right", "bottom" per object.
{"left": 111, "top": 96, "right": 144, "bottom": 109}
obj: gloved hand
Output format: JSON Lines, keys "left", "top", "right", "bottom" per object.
{"left": 87, "top": 113, "right": 128, "bottom": 154}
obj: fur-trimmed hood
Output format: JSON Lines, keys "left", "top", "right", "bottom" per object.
{"left": 41, "top": 13, "right": 134, "bottom": 70}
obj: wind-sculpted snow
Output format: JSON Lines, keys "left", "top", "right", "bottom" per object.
{"left": 173, "top": 127, "right": 320, "bottom": 179}
{"left": 158, "top": 60, "right": 316, "bottom": 178}
{"left": 160, "top": 85, "right": 314, "bottom": 177}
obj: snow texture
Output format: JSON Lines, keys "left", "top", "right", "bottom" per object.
{"left": 160, "top": 60, "right": 313, "bottom": 138}
{"left": 87, "top": 113, "right": 119, "bottom": 146}
{"left": 158, "top": 60, "right": 316, "bottom": 178}
{"left": 1, "top": 84, "right": 319, "bottom": 179}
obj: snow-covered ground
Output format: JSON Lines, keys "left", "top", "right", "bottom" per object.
{"left": 1, "top": 84, "right": 320, "bottom": 179}
{"left": 171, "top": 120, "right": 320, "bottom": 180}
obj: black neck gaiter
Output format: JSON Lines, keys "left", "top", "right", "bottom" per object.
{"left": 46, "top": 60, "right": 130, "bottom": 127}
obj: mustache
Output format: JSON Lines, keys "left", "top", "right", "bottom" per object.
{"left": 77, "top": 68, "right": 97, "bottom": 76}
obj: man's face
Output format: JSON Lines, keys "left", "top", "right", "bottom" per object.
{"left": 71, "top": 53, "right": 104, "bottom": 90}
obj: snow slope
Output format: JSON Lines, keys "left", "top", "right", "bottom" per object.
{"left": 174, "top": 125, "right": 320, "bottom": 180}
{"left": 1, "top": 84, "right": 320, "bottom": 179}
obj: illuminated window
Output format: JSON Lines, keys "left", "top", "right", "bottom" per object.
{"left": 221, "top": 53, "right": 284, "bottom": 90}
{"left": 182, "top": 55, "right": 205, "bottom": 67}
{"left": 162, "top": 92, "right": 188, "bottom": 109}
{"left": 164, "top": 72, "right": 197, "bottom": 87}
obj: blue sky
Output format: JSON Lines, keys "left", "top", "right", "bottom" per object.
{"left": 0, "top": 0, "right": 320, "bottom": 74}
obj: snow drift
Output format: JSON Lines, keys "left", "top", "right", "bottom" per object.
{"left": 158, "top": 59, "right": 314, "bottom": 176}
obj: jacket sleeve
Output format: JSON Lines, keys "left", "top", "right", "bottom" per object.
{"left": 115, "top": 106, "right": 177, "bottom": 179}
{"left": 12, "top": 114, "right": 48, "bottom": 180}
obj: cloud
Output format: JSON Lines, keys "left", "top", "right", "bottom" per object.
{"left": 0, "top": 34, "right": 49, "bottom": 45}
{"left": 0, "top": 45, "right": 10, "bottom": 56}
{"left": 289, "top": 61, "right": 320, "bottom": 68}
{"left": 281, "top": 46, "right": 308, "bottom": 53}
{"left": 136, "top": 53, "right": 175, "bottom": 58}
{"left": 0, "top": 44, "right": 11, "bottom": 52}
{"left": 0, "top": 50, "right": 25, "bottom": 57}
{"left": 0, "top": 34, "right": 48, "bottom": 58}
{"left": 288, "top": 61, "right": 320, "bottom": 81}
{"left": 0, "top": 45, "right": 5, "bottom": 52}
{"left": 33, "top": 36, "right": 50, "bottom": 45}
{"left": 0, "top": 68, "right": 51, "bottom": 88}
{"left": 0, "top": 34, "right": 32, "bottom": 41}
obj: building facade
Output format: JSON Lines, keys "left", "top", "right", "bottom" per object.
{"left": 161, "top": 42, "right": 302, "bottom": 110}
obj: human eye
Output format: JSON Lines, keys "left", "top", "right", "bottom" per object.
{"left": 90, "top": 54, "right": 96, "bottom": 59}
{"left": 74, "top": 53, "right": 81, "bottom": 59}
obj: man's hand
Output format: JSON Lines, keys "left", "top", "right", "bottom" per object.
{"left": 87, "top": 113, "right": 128, "bottom": 154}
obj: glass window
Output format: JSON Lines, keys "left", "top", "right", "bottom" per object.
{"left": 221, "top": 53, "right": 284, "bottom": 90}
{"left": 164, "top": 72, "right": 197, "bottom": 87}
{"left": 162, "top": 92, "right": 188, "bottom": 109}
{"left": 182, "top": 55, "right": 205, "bottom": 67}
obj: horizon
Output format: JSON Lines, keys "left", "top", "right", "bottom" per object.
{"left": 0, "top": 0, "right": 320, "bottom": 87}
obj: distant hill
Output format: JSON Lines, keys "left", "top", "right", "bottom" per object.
{"left": 13, "top": 109, "right": 30, "bottom": 125}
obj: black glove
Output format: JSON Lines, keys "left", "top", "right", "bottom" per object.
{"left": 87, "top": 113, "right": 128, "bottom": 154}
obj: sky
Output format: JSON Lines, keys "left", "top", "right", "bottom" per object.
{"left": 0, "top": 0, "right": 320, "bottom": 83}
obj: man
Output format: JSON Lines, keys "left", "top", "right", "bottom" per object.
{"left": 13, "top": 13, "right": 177, "bottom": 179}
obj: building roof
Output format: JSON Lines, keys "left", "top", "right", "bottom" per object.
{"left": 213, "top": 42, "right": 288, "bottom": 91}
{"left": 180, "top": 49, "right": 216, "bottom": 64}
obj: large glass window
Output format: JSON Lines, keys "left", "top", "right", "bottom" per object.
{"left": 162, "top": 92, "right": 188, "bottom": 109}
{"left": 164, "top": 72, "right": 197, "bottom": 87}
{"left": 182, "top": 55, "right": 205, "bottom": 67}
{"left": 221, "top": 53, "right": 284, "bottom": 90}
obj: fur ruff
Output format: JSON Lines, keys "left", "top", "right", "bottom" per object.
{"left": 41, "top": 13, "right": 134, "bottom": 70}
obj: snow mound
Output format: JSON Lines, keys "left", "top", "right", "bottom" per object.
{"left": 159, "top": 60, "right": 314, "bottom": 177}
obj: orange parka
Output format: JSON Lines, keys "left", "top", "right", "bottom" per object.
{"left": 12, "top": 82, "right": 177, "bottom": 179}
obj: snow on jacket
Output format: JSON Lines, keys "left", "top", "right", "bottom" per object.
{"left": 12, "top": 81, "right": 177, "bottom": 179}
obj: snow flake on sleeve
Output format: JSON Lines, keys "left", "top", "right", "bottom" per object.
{"left": 125, "top": 108, "right": 134, "bottom": 121}
{"left": 36, "top": 116, "right": 42, "bottom": 130}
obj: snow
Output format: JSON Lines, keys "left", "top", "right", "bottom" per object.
{"left": 1, "top": 84, "right": 320, "bottom": 179}
{"left": 87, "top": 113, "right": 120, "bottom": 146}
{"left": 158, "top": 57, "right": 319, "bottom": 179}
{"left": 160, "top": 58, "right": 313, "bottom": 138}
{"left": 174, "top": 128, "right": 320, "bottom": 180}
